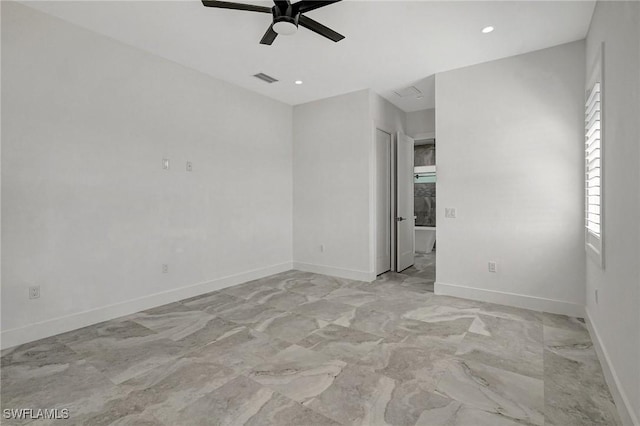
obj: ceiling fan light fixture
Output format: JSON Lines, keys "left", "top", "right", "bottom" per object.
{"left": 273, "top": 20, "right": 298, "bottom": 35}
{"left": 201, "top": 0, "right": 345, "bottom": 45}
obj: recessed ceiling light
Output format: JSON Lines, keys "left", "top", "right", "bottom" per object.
{"left": 482, "top": 26, "right": 495, "bottom": 34}
{"left": 295, "top": 80, "right": 303, "bottom": 85}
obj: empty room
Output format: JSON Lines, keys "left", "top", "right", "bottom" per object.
{"left": 1, "top": 0, "right": 639, "bottom": 425}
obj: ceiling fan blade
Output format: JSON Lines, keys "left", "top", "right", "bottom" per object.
{"left": 260, "top": 25, "right": 278, "bottom": 45}
{"left": 273, "top": 0, "right": 291, "bottom": 11}
{"left": 298, "top": 15, "right": 344, "bottom": 42}
{"left": 293, "top": 0, "right": 341, "bottom": 14}
{"left": 201, "top": 1, "right": 272, "bottom": 14}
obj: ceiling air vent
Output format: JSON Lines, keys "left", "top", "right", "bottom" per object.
{"left": 393, "top": 86, "right": 422, "bottom": 98}
{"left": 253, "top": 73, "right": 279, "bottom": 83}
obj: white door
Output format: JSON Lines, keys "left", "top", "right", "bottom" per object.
{"left": 396, "top": 132, "right": 415, "bottom": 272}
{"left": 376, "top": 129, "right": 391, "bottom": 275}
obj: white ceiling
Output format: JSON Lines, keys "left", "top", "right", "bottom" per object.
{"left": 22, "top": 0, "right": 595, "bottom": 112}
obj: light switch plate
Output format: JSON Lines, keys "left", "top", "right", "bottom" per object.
{"left": 29, "top": 286, "right": 40, "bottom": 299}
{"left": 186, "top": 161, "right": 193, "bottom": 172}
{"left": 162, "top": 158, "right": 170, "bottom": 170}
{"left": 445, "top": 208, "right": 457, "bottom": 218}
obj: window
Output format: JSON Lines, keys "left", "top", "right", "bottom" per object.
{"left": 585, "top": 44, "right": 604, "bottom": 267}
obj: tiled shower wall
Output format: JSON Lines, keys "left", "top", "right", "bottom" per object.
{"left": 414, "top": 145, "right": 435, "bottom": 167}
{"left": 415, "top": 144, "right": 436, "bottom": 227}
{"left": 415, "top": 183, "right": 436, "bottom": 226}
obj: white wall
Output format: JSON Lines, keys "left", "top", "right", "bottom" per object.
{"left": 370, "top": 92, "right": 407, "bottom": 136}
{"left": 406, "top": 108, "right": 436, "bottom": 139}
{"left": 584, "top": 2, "right": 640, "bottom": 424}
{"left": 292, "top": 91, "right": 406, "bottom": 281}
{"left": 292, "top": 90, "right": 373, "bottom": 281}
{"left": 1, "top": 3, "right": 293, "bottom": 348}
{"left": 435, "top": 41, "right": 586, "bottom": 316}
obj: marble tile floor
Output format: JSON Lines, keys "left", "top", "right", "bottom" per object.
{"left": 1, "top": 261, "right": 620, "bottom": 425}
{"left": 400, "top": 251, "right": 436, "bottom": 285}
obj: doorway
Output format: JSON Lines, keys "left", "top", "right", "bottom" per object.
{"left": 411, "top": 136, "right": 437, "bottom": 287}
{"left": 375, "top": 129, "right": 436, "bottom": 289}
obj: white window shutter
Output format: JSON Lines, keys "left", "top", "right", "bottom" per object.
{"left": 585, "top": 82, "right": 602, "bottom": 238}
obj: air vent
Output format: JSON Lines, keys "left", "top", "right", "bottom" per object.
{"left": 393, "top": 86, "right": 422, "bottom": 98}
{"left": 253, "top": 73, "right": 279, "bottom": 83}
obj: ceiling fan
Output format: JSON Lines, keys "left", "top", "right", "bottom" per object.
{"left": 201, "top": 0, "right": 345, "bottom": 45}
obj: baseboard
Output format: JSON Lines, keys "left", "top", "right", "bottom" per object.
{"left": 0, "top": 262, "right": 293, "bottom": 350}
{"left": 585, "top": 308, "right": 639, "bottom": 426}
{"left": 434, "top": 282, "right": 585, "bottom": 317}
{"left": 292, "top": 261, "right": 375, "bottom": 282}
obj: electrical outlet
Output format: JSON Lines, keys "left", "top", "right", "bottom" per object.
{"left": 162, "top": 264, "right": 169, "bottom": 274}
{"left": 488, "top": 261, "right": 497, "bottom": 273}
{"left": 445, "top": 208, "right": 457, "bottom": 219}
{"left": 29, "top": 286, "right": 40, "bottom": 299}
{"left": 186, "top": 161, "right": 193, "bottom": 172}
{"left": 162, "top": 158, "right": 170, "bottom": 170}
